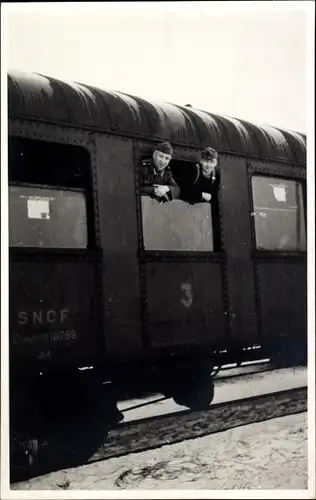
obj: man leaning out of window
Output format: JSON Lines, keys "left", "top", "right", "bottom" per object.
{"left": 180, "top": 147, "right": 219, "bottom": 204}
{"left": 140, "top": 141, "right": 176, "bottom": 203}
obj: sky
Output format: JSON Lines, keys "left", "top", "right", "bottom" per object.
{"left": 1, "top": 2, "right": 314, "bottom": 133}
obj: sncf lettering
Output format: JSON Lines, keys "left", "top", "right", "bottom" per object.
{"left": 47, "top": 310, "right": 56, "bottom": 323}
{"left": 18, "top": 312, "right": 28, "bottom": 325}
{"left": 33, "top": 311, "right": 42, "bottom": 325}
{"left": 17, "top": 308, "right": 70, "bottom": 325}
{"left": 60, "top": 309, "right": 68, "bottom": 322}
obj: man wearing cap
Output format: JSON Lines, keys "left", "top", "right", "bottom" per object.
{"left": 180, "top": 147, "right": 219, "bottom": 204}
{"left": 140, "top": 142, "right": 176, "bottom": 203}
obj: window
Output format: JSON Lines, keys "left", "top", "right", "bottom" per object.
{"left": 139, "top": 157, "right": 220, "bottom": 252}
{"left": 251, "top": 176, "right": 306, "bottom": 251}
{"left": 9, "top": 185, "right": 87, "bottom": 248}
{"left": 9, "top": 136, "right": 93, "bottom": 249}
{"left": 141, "top": 196, "right": 214, "bottom": 251}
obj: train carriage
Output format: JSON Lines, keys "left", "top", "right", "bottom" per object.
{"left": 7, "top": 70, "right": 307, "bottom": 415}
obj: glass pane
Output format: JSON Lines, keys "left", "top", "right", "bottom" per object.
{"left": 141, "top": 196, "right": 213, "bottom": 251}
{"left": 251, "top": 176, "right": 306, "bottom": 251}
{"left": 9, "top": 185, "right": 88, "bottom": 248}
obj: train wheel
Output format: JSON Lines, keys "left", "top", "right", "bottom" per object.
{"left": 171, "top": 373, "right": 215, "bottom": 410}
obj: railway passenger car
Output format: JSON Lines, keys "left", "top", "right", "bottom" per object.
{"left": 8, "top": 70, "right": 307, "bottom": 418}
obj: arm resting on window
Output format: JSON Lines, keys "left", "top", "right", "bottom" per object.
{"left": 180, "top": 184, "right": 204, "bottom": 204}
{"left": 140, "top": 185, "right": 155, "bottom": 197}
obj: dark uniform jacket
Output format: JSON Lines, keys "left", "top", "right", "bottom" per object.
{"left": 180, "top": 163, "right": 221, "bottom": 250}
{"left": 180, "top": 164, "right": 219, "bottom": 204}
{"left": 140, "top": 157, "right": 176, "bottom": 202}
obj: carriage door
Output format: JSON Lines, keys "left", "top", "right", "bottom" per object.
{"left": 136, "top": 145, "right": 228, "bottom": 352}
{"left": 249, "top": 162, "right": 307, "bottom": 353}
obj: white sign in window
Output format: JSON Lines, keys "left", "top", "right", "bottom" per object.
{"left": 27, "top": 198, "right": 50, "bottom": 220}
{"left": 271, "top": 184, "right": 287, "bottom": 203}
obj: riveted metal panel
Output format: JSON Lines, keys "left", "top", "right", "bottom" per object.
{"left": 145, "top": 262, "right": 227, "bottom": 349}
{"left": 254, "top": 260, "right": 307, "bottom": 344}
{"left": 10, "top": 259, "right": 102, "bottom": 371}
{"left": 8, "top": 71, "right": 306, "bottom": 164}
{"left": 9, "top": 120, "right": 92, "bottom": 151}
{"left": 248, "top": 160, "right": 306, "bottom": 179}
{"left": 95, "top": 135, "right": 143, "bottom": 355}
{"left": 220, "top": 155, "right": 259, "bottom": 344}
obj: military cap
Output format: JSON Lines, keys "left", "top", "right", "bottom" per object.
{"left": 201, "top": 147, "right": 218, "bottom": 161}
{"left": 154, "top": 142, "right": 174, "bottom": 156}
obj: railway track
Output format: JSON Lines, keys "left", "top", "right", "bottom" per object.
{"left": 92, "top": 386, "right": 307, "bottom": 461}
{"left": 11, "top": 385, "right": 307, "bottom": 484}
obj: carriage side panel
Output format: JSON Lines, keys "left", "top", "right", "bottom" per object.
{"left": 95, "top": 135, "right": 143, "bottom": 355}
{"left": 255, "top": 260, "right": 307, "bottom": 348}
{"left": 248, "top": 160, "right": 307, "bottom": 356}
{"left": 220, "top": 156, "right": 259, "bottom": 345}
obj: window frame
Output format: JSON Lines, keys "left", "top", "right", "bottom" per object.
{"left": 250, "top": 173, "right": 307, "bottom": 255}
{"left": 9, "top": 181, "right": 86, "bottom": 195}
{"left": 8, "top": 133, "right": 98, "bottom": 253}
{"left": 137, "top": 154, "right": 223, "bottom": 256}
{"left": 140, "top": 194, "right": 217, "bottom": 254}
{"left": 9, "top": 181, "right": 91, "bottom": 251}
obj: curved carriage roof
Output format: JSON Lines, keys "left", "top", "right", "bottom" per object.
{"left": 8, "top": 70, "right": 306, "bottom": 164}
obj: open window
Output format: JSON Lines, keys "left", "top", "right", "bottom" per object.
{"left": 141, "top": 197, "right": 214, "bottom": 251}
{"left": 139, "top": 158, "right": 221, "bottom": 252}
{"left": 251, "top": 175, "right": 306, "bottom": 251}
{"left": 9, "top": 137, "right": 94, "bottom": 249}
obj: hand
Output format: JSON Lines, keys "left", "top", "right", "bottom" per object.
{"left": 154, "top": 185, "right": 170, "bottom": 198}
{"left": 202, "top": 192, "right": 212, "bottom": 202}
